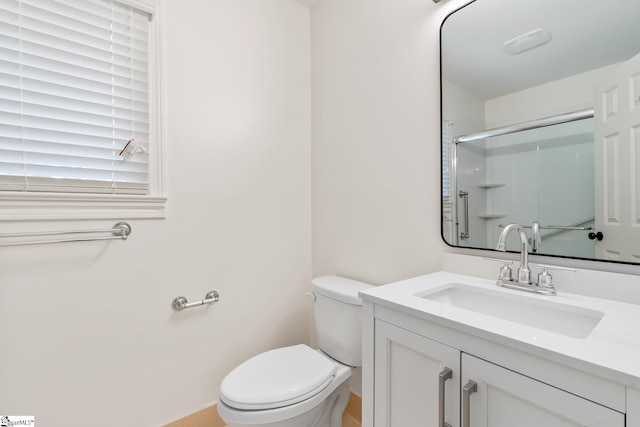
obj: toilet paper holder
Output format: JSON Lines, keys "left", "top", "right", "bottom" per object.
{"left": 172, "top": 290, "right": 219, "bottom": 311}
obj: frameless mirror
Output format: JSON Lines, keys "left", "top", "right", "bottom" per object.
{"left": 441, "top": 0, "right": 640, "bottom": 264}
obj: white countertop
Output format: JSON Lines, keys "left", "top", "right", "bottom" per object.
{"left": 360, "top": 271, "right": 640, "bottom": 389}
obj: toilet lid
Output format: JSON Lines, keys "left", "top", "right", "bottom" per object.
{"left": 220, "top": 344, "right": 338, "bottom": 410}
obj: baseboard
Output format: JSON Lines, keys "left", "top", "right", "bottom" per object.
{"left": 163, "top": 392, "right": 362, "bottom": 427}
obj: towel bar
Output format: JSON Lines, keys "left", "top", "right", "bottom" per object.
{"left": 0, "top": 221, "right": 131, "bottom": 247}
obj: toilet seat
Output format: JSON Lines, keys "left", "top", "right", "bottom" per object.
{"left": 220, "top": 344, "right": 338, "bottom": 410}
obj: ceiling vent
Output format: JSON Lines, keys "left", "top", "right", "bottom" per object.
{"left": 503, "top": 28, "right": 552, "bottom": 55}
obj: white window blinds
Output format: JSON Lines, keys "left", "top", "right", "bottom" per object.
{"left": 442, "top": 120, "right": 452, "bottom": 200}
{"left": 0, "top": 0, "right": 151, "bottom": 195}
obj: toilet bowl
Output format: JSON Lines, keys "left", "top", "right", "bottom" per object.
{"left": 218, "top": 345, "right": 352, "bottom": 427}
{"left": 217, "top": 276, "right": 373, "bottom": 427}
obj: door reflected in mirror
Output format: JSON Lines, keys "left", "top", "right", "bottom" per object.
{"left": 441, "top": 0, "right": 640, "bottom": 264}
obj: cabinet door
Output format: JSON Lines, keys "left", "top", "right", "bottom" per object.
{"left": 462, "top": 354, "right": 625, "bottom": 427}
{"left": 374, "top": 320, "right": 460, "bottom": 427}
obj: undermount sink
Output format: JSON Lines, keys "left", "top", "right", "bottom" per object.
{"left": 419, "top": 283, "right": 604, "bottom": 339}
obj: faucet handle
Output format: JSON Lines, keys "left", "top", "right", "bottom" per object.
{"left": 483, "top": 257, "right": 514, "bottom": 281}
{"left": 482, "top": 258, "right": 514, "bottom": 282}
{"left": 498, "top": 261, "right": 513, "bottom": 282}
{"left": 537, "top": 267, "right": 553, "bottom": 288}
{"left": 535, "top": 264, "right": 576, "bottom": 289}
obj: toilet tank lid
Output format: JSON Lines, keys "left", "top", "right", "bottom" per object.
{"left": 311, "top": 275, "right": 374, "bottom": 305}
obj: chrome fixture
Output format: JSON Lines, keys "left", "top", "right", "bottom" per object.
{"left": 495, "top": 223, "right": 556, "bottom": 295}
{"left": 531, "top": 221, "right": 541, "bottom": 253}
{"left": 535, "top": 263, "right": 576, "bottom": 289}
{"left": 172, "top": 290, "right": 220, "bottom": 311}
{"left": 498, "top": 218, "right": 594, "bottom": 233}
{"left": 439, "top": 368, "right": 453, "bottom": 427}
{"left": 498, "top": 218, "right": 601, "bottom": 243}
{"left": 453, "top": 108, "right": 594, "bottom": 144}
{"left": 496, "top": 223, "right": 531, "bottom": 283}
{"left": 462, "top": 380, "right": 477, "bottom": 427}
{"left": 0, "top": 221, "right": 131, "bottom": 248}
{"left": 459, "top": 190, "right": 469, "bottom": 240}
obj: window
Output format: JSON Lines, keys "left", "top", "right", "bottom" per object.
{"left": 442, "top": 119, "right": 452, "bottom": 201}
{"left": 0, "top": 0, "right": 164, "bottom": 220}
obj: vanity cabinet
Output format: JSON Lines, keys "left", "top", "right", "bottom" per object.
{"left": 369, "top": 317, "right": 625, "bottom": 427}
{"left": 374, "top": 320, "right": 460, "bottom": 427}
{"left": 462, "top": 354, "right": 623, "bottom": 427}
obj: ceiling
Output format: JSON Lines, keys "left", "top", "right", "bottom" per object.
{"left": 441, "top": 0, "right": 640, "bottom": 100}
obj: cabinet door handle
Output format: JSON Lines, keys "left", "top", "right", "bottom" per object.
{"left": 462, "top": 380, "right": 477, "bottom": 427}
{"left": 439, "top": 367, "right": 453, "bottom": 427}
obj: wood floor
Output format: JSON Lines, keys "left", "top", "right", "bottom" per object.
{"left": 164, "top": 393, "right": 362, "bottom": 427}
{"left": 342, "top": 412, "right": 362, "bottom": 427}
{"left": 165, "top": 407, "right": 361, "bottom": 427}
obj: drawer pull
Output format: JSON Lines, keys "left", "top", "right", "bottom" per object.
{"left": 462, "top": 380, "right": 478, "bottom": 427}
{"left": 439, "top": 367, "right": 453, "bottom": 427}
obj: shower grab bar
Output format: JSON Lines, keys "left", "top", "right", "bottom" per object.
{"left": 0, "top": 221, "right": 131, "bottom": 247}
{"left": 499, "top": 218, "right": 596, "bottom": 243}
{"left": 498, "top": 218, "right": 594, "bottom": 232}
{"left": 172, "top": 291, "right": 220, "bottom": 311}
{"left": 537, "top": 217, "right": 596, "bottom": 242}
{"left": 459, "top": 190, "right": 469, "bottom": 240}
{"left": 453, "top": 108, "right": 594, "bottom": 144}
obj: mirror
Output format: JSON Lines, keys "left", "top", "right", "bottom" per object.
{"left": 441, "top": 0, "right": 640, "bottom": 264}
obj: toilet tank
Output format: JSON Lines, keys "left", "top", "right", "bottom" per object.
{"left": 312, "top": 275, "right": 374, "bottom": 367}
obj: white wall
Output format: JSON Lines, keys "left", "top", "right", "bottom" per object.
{"left": 309, "top": 0, "right": 473, "bottom": 395}
{"left": 0, "top": 1, "right": 311, "bottom": 426}
{"left": 310, "top": 0, "right": 460, "bottom": 286}
{"left": 485, "top": 65, "right": 619, "bottom": 126}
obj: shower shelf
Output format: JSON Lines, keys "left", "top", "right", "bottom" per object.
{"left": 478, "top": 213, "right": 507, "bottom": 219}
{"left": 477, "top": 182, "right": 505, "bottom": 188}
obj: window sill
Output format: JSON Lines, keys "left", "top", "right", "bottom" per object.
{"left": 0, "top": 192, "right": 167, "bottom": 221}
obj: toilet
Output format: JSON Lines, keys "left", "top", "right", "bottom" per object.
{"left": 217, "top": 275, "right": 373, "bottom": 427}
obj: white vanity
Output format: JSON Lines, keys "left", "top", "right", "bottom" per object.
{"left": 360, "top": 263, "right": 640, "bottom": 427}
{"left": 409, "top": 0, "right": 640, "bottom": 423}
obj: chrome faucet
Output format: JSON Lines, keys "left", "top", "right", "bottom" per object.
{"left": 496, "top": 223, "right": 531, "bottom": 284}
{"left": 531, "top": 221, "right": 541, "bottom": 253}
{"left": 495, "top": 223, "right": 556, "bottom": 295}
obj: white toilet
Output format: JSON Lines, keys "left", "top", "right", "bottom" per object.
{"left": 217, "top": 275, "right": 373, "bottom": 427}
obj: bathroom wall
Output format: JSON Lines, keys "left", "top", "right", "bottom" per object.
{"left": 0, "top": 1, "right": 311, "bottom": 426}
{"left": 310, "top": 0, "right": 460, "bottom": 286}
{"left": 309, "top": 0, "right": 472, "bottom": 396}
{"left": 484, "top": 64, "right": 619, "bottom": 127}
